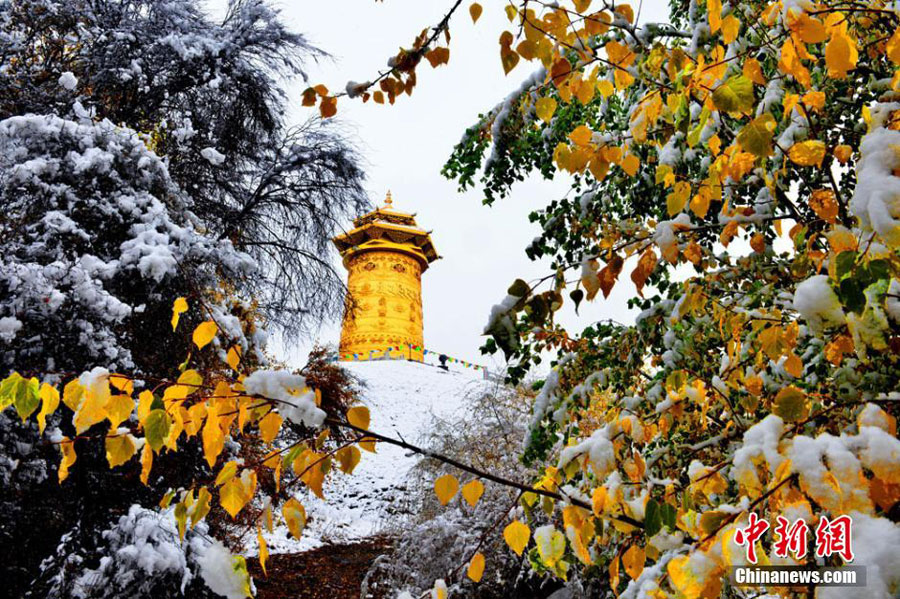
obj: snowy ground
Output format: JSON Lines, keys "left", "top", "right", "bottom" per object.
{"left": 253, "top": 360, "right": 494, "bottom": 554}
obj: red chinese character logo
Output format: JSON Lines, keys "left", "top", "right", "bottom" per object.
{"left": 735, "top": 512, "right": 770, "bottom": 564}
{"left": 815, "top": 515, "right": 854, "bottom": 562}
{"left": 773, "top": 516, "right": 809, "bottom": 560}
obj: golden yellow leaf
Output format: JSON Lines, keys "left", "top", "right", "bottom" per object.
{"left": 358, "top": 437, "right": 377, "bottom": 453}
{"left": 62, "top": 379, "right": 84, "bottom": 411}
{"left": 105, "top": 394, "right": 134, "bottom": 430}
{"left": 788, "top": 140, "right": 826, "bottom": 166}
{"left": 37, "top": 383, "right": 59, "bottom": 434}
{"left": 226, "top": 345, "right": 242, "bottom": 371}
{"left": 467, "top": 552, "right": 485, "bottom": 582}
{"left": 140, "top": 442, "right": 153, "bottom": 485}
{"left": 137, "top": 390, "right": 154, "bottom": 424}
{"left": 434, "top": 474, "right": 459, "bottom": 505}
{"left": 105, "top": 433, "right": 136, "bottom": 468}
{"left": 721, "top": 14, "right": 740, "bottom": 44}
{"left": 258, "top": 528, "right": 269, "bottom": 576}
{"left": 171, "top": 297, "right": 188, "bottom": 331}
{"left": 833, "top": 144, "right": 853, "bottom": 164}
{"left": 461, "top": 479, "right": 485, "bottom": 507}
{"left": 742, "top": 58, "right": 766, "bottom": 86}
{"left": 202, "top": 407, "right": 225, "bottom": 468}
{"left": 337, "top": 445, "right": 361, "bottom": 474}
{"left": 503, "top": 520, "right": 530, "bottom": 555}
{"left": 825, "top": 27, "right": 858, "bottom": 79}
{"left": 597, "top": 79, "right": 614, "bottom": 98}
{"left": 258, "top": 411, "right": 283, "bottom": 444}
{"left": 887, "top": 28, "right": 900, "bottom": 65}
{"left": 283, "top": 497, "right": 307, "bottom": 539}
{"left": 74, "top": 374, "right": 111, "bottom": 434}
{"left": 188, "top": 487, "right": 211, "bottom": 528}
{"left": 622, "top": 544, "right": 645, "bottom": 580}
{"left": 192, "top": 320, "right": 218, "bottom": 350}
{"left": 568, "top": 125, "right": 593, "bottom": 147}
{"left": 469, "top": 2, "right": 482, "bottom": 23}
{"left": 535, "top": 97, "right": 557, "bottom": 123}
{"left": 220, "top": 470, "right": 255, "bottom": 518}
{"left": 707, "top": 0, "right": 722, "bottom": 33}
{"left": 791, "top": 13, "right": 826, "bottom": 44}
{"left": 614, "top": 3, "right": 634, "bottom": 24}
{"left": 621, "top": 153, "right": 639, "bottom": 176}
{"left": 347, "top": 405, "right": 370, "bottom": 430}
{"left": 809, "top": 189, "right": 838, "bottom": 223}
{"left": 58, "top": 438, "right": 77, "bottom": 483}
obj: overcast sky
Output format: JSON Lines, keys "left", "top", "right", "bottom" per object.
{"left": 208, "top": 0, "right": 670, "bottom": 369}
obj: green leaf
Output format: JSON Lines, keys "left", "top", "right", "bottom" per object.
{"left": 661, "top": 502, "right": 677, "bottom": 530}
{"left": 736, "top": 113, "right": 776, "bottom": 157}
{"left": 145, "top": 409, "right": 171, "bottom": 452}
{"left": 711, "top": 76, "right": 754, "bottom": 113}
{"left": 835, "top": 251, "right": 857, "bottom": 279}
{"left": 644, "top": 499, "right": 662, "bottom": 537}
{"left": 1, "top": 373, "right": 41, "bottom": 422}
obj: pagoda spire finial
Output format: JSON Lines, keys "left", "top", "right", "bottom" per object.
{"left": 384, "top": 189, "right": 393, "bottom": 208}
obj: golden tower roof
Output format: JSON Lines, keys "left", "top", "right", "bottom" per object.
{"left": 332, "top": 191, "right": 439, "bottom": 269}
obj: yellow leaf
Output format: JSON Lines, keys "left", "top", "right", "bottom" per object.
{"left": 347, "top": 405, "right": 370, "bottom": 430}
{"left": 140, "top": 442, "right": 153, "bottom": 484}
{"left": 597, "top": 79, "right": 614, "bottom": 98}
{"left": 171, "top": 297, "right": 188, "bottom": 331}
{"left": 736, "top": 113, "right": 776, "bottom": 157}
{"left": 258, "top": 528, "right": 269, "bottom": 576}
{"left": 62, "top": 379, "right": 84, "bottom": 411}
{"left": 792, "top": 13, "right": 826, "bottom": 44}
{"left": 216, "top": 460, "right": 239, "bottom": 486}
{"left": 220, "top": 471, "right": 253, "bottom": 518}
{"left": 535, "top": 97, "right": 557, "bottom": 123}
{"left": 622, "top": 544, "right": 645, "bottom": 580}
{"left": 721, "top": 14, "right": 740, "bottom": 44}
{"left": 37, "top": 383, "right": 59, "bottom": 434}
{"left": 358, "top": 437, "right": 377, "bottom": 453}
{"left": 707, "top": 0, "right": 722, "bottom": 33}
{"left": 337, "top": 445, "right": 361, "bottom": 474}
{"left": 283, "top": 497, "right": 307, "bottom": 539}
{"left": 202, "top": 407, "right": 225, "bottom": 467}
{"left": 137, "top": 390, "right": 154, "bottom": 424}
{"left": 788, "top": 140, "right": 826, "bottom": 166}
{"left": 467, "top": 552, "right": 486, "bottom": 582}
{"left": 774, "top": 385, "right": 809, "bottom": 422}
{"left": 106, "top": 433, "right": 136, "bottom": 468}
{"left": 258, "top": 411, "right": 283, "bottom": 444}
{"left": 503, "top": 520, "right": 531, "bottom": 555}
{"left": 742, "top": 58, "right": 766, "bottom": 86}
{"left": 534, "top": 526, "right": 565, "bottom": 568}
{"left": 226, "top": 345, "right": 242, "bottom": 371}
{"left": 825, "top": 28, "right": 858, "bottom": 79}
{"left": 833, "top": 144, "right": 852, "bottom": 164}
{"left": 58, "top": 438, "right": 77, "bottom": 483}
{"left": 192, "top": 320, "right": 218, "bottom": 350}
{"left": 887, "top": 28, "right": 900, "bottom": 65}
{"left": 469, "top": 2, "right": 482, "bottom": 23}
{"left": 434, "top": 474, "right": 459, "bottom": 505}
{"left": 614, "top": 3, "right": 634, "bottom": 24}
{"left": 569, "top": 125, "right": 593, "bottom": 146}
{"left": 461, "top": 479, "right": 485, "bottom": 507}
{"left": 74, "top": 373, "right": 111, "bottom": 434}
{"left": 621, "top": 153, "right": 639, "bottom": 176}
{"left": 106, "top": 394, "right": 135, "bottom": 430}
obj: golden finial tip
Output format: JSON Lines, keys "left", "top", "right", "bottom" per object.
{"left": 384, "top": 190, "right": 393, "bottom": 207}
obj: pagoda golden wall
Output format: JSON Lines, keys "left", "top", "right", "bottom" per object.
{"left": 339, "top": 250, "right": 424, "bottom": 361}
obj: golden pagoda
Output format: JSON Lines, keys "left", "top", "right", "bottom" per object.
{"left": 332, "top": 192, "right": 439, "bottom": 361}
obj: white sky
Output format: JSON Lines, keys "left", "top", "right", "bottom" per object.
{"left": 208, "top": 0, "right": 670, "bottom": 368}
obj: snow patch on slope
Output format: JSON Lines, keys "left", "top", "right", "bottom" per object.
{"left": 254, "top": 360, "right": 493, "bottom": 555}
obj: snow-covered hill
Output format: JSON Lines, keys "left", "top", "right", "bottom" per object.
{"left": 257, "top": 360, "right": 494, "bottom": 554}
